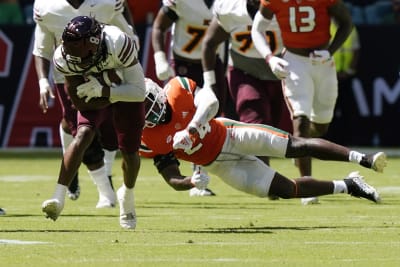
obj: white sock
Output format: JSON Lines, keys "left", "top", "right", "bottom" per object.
{"left": 88, "top": 166, "right": 115, "bottom": 200}
{"left": 103, "top": 149, "right": 117, "bottom": 177}
{"left": 52, "top": 183, "right": 67, "bottom": 203}
{"left": 333, "top": 180, "right": 348, "bottom": 194}
{"left": 349, "top": 151, "right": 365, "bottom": 163}
{"left": 121, "top": 183, "right": 134, "bottom": 194}
{"left": 59, "top": 123, "right": 73, "bottom": 154}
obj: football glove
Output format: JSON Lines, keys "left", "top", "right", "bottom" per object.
{"left": 39, "top": 78, "right": 55, "bottom": 113}
{"left": 266, "top": 56, "right": 289, "bottom": 79}
{"left": 309, "top": 50, "right": 331, "bottom": 65}
{"left": 188, "top": 122, "right": 211, "bottom": 139}
{"left": 190, "top": 168, "right": 210, "bottom": 190}
{"left": 173, "top": 129, "right": 193, "bottom": 153}
{"left": 154, "top": 51, "right": 175, "bottom": 81}
{"left": 77, "top": 76, "right": 103, "bottom": 103}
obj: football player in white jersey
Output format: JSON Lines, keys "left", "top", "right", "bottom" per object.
{"left": 33, "top": 0, "right": 137, "bottom": 207}
{"left": 139, "top": 76, "right": 386, "bottom": 205}
{"left": 201, "top": 0, "right": 290, "bottom": 173}
{"left": 152, "top": 0, "right": 226, "bottom": 196}
{"left": 42, "top": 16, "right": 146, "bottom": 230}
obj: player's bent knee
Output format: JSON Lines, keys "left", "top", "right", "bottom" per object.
{"left": 82, "top": 137, "right": 104, "bottom": 165}
{"left": 269, "top": 174, "right": 297, "bottom": 199}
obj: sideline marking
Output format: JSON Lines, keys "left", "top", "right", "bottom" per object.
{"left": 0, "top": 239, "right": 50, "bottom": 245}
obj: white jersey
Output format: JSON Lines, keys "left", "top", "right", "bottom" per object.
{"left": 53, "top": 25, "right": 138, "bottom": 76}
{"left": 162, "top": 0, "right": 215, "bottom": 60}
{"left": 213, "top": 0, "right": 282, "bottom": 58}
{"left": 33, "top": 0, "right": 132, "bottom": 83}
{"left": 212, "top": 0, "right": 283, "bottom": 80}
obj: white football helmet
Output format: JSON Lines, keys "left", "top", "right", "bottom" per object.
{"left": 144, "top": 78, "right": 167, "bottom": 128}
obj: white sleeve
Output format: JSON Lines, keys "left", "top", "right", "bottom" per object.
{"left": 251, "top": 11, "right": 273, "bottom": 58}
{"left": 190, "top": 86, "right": 219, "bottom": 127}
{"left": 109, "top": 13, "right": 134, "bottom": 37}
{"left": 109, "top": 63, "right": 146, "bottom": 103}
{"left": 32, "top": 23, "right": 55, "bottom": 60}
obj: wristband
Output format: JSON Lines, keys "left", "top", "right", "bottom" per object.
{"left": 39, "top": 78, "right": 50, "bottom": 94}
{"left": 154, "top": 51, "right": 168, "bottom": 64}
{"left": 203, "top": 70, "right": 216, "bottom": 87}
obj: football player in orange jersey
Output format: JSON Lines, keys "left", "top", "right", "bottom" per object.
{"left": 251, "top": 0, "right": 353, "bottom": 204}
{"left": 140, "top": 76, "right": 387, "bottom": 204}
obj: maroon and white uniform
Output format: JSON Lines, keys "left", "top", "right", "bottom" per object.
{"left": 33, "top": 0, "right": 134, "bottom": 149}
{"left": 212, "top": 0, "right": 291, "bottom": 131}
{"left": 53, "top": 24, "right": 145, "bottom": 152}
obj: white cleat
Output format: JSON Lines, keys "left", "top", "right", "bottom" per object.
{"left": 117, "top": 186, "right": 136, "bottom": 229}
{"left": 96, "top": 195, "right": 116, "bottom": 209}
{"left": 371, "top": 152, "right": 387, "bottom": 173}
{"left": 189, "top": 188, "right": 216, "bottom": 197}
{"left": 42, "top": 199, "right": 64, "bottom": 221}
{"left": 301, "top": 197, "right": 320, "bottom": 205}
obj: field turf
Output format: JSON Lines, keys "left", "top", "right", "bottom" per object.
{"left": 0, "top": 150, "right": 399, "bottom": 266}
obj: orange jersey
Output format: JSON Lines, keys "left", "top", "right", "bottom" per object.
{"left": 140, "top": 77, "right": 227, "bottom": 166}
{"left": 261, "top": 0, "right": 337, "bottom": 48}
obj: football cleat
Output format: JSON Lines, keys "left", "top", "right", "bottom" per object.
{"left": 301, "top": 197, "right": 319, "bottom": 205}
{"left": 67, "top": 174, "right": 80, "bottom": 200}
{"left": 0, "top": 208, "right": 6, "bottom": 215}
{"left": 344, "top": 171, "right": 381, "bottom": 203}
{"left": 117, "top": 186, "right": 136, "bottom": 229}
{"left": 360, "top": 152, "right": 387, "bottom": 173}
{"left": 42, "top": 199, "right": 64, "bottom": 221}
{"left": 189, "top": 188, "right": 216, "bottom": 197}
{"left": 96, "top": 195, "right": 116, "bottom": 209}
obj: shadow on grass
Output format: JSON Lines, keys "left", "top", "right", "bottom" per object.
{"left": 180, "top": 225, "right": 346, "bottom": 234}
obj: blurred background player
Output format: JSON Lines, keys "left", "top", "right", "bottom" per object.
{"left": 33, "top": 0, "right": 138, "bottom": 207}
{"left": 202, "top": 0, "right": 291, "bottom": 169}
{"left": 151, "top": 0, "right": 226, "bottom": 196}
{"left": 42, "top": 16, "right": 145, "bottom": 229}
{"left": 140, "top": 76, "right": 386, "bottom": 204}
{"left": 251, "top": 0, "right": 353, "bottom": 204}
{"left": 0, "top": 0, "right": 24, "bottom": 25}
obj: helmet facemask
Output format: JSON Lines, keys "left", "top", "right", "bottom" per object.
{"left": 144, "top": 78, "right": 167, "bottom": 128}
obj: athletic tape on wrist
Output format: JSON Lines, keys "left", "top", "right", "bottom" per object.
{"left": 203, "top": 70, "right": 216, "bottom": 87}
{"left": 39, "top": 78, "right": 50, "bottom": 94}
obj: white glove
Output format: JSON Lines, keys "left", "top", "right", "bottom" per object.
{"left": 187, "top": 122, "right": 211, "bottom": 139}
{"left": 190, "top": 169, "right": 210, "bottom": 190}
{"left": 173, "top": 129, "right": 193, "bottom": 152}
{"left": 309, "top": 50, "right": 331, "bottom": 65}
{"left": 38, "top": 78, "right": 55, "bottom": 113}
{"left": 154, "top": 51, "right": 175, "bottom": 81}
{"left": 39, "top": 78, "right": 54, "bottom": 97}
{"left": 266, "top": 56, "right": 289, "bottom": 79}
{"left": 77, "top": 76, "right": 103, "bottom": 103}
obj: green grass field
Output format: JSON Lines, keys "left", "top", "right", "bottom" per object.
{"left": 0, "top": 150, "right": 399, "bottom": 266}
